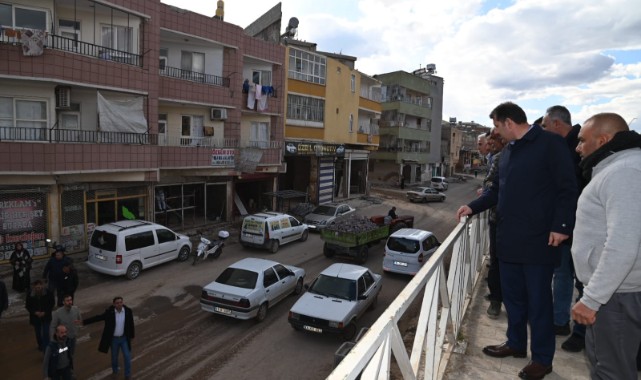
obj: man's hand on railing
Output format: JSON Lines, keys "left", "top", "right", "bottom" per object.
{"left": 456, "top": 205, "right": 472, "bottom": 221}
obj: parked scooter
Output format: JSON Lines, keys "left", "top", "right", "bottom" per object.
{"left": 192, "top": 230, "right": 230, "bottom": 265}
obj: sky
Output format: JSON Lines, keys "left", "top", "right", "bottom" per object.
{"left": 161, "top": 0, "right": 641, "bottom": 131}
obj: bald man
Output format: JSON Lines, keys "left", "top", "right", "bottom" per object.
{"left": 572, "top": 112, "right": 641, "bottom": 379}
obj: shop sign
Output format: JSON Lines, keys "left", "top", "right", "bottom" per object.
{"left": 0, "top": 194, "right": 48, "bottom": 261}
{"left": 284, "top": 142, "right": 345, "bottom": 157}
{"left": 211, "top": 148, "right": 236, "bottom": 166}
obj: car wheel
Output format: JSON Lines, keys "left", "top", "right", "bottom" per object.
{"left": 294, "top": 278, "right": 304, "bottom": 295}
{"left": 212, "top": 247, "right": 223, "bottom": 259}
{"left": 323, "top": 243, "right": 335, "bottom": 258}
{"left": 256, "top": 303, "right": 268, "bottom": 322}
{"left": 177, "top": 246, "right": 190, "bottom": 262}
{"left": 126, "top": 261, "right": 142, "bottom": 280}
{"left": 269, "top": 240, "right": 279, "bottom": 254}
{"left": 440, "top": 196, "right": 445, "bottom": 202}
{"left": 299, "top": 230, "right": 309, "bottom": 242}
{"left": 342, "top": 322, "right": 357, "bottom": 341}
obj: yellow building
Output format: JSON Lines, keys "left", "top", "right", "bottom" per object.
{"left": 281, "top": 39, "right": 381, "bottom": 204}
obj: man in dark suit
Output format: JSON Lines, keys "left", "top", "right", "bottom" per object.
{"left": 84, "top": 297, "right": 135, "bottom": 380}
{"left": 457, "top": 102, "right": 578, "bottom": 380}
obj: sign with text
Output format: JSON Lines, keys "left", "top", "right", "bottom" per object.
{"left": 0, "top": 193, "right": 49, "bottom": 261}
{"left": 284, "top": 142, "right": 345, "bottom": 157}
{"left": 211, "top": 148, "right": 236, "bottom": 166}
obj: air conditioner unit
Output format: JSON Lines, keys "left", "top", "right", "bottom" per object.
{"left": 210, "top": 108, "right": 227, "bottom": 121}
{"left": 55, "top": 86, "right": 71, "bottom": 109}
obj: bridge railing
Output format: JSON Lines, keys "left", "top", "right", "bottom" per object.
{"left": 328, "top": 212, "right": 488, "bottom": 380}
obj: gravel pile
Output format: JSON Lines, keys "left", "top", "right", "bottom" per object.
{"left": 324, "top": 214, "right": 379, "bottom": 233}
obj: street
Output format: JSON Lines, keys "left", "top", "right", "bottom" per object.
{"left": 0, "top": 178, "right": 480, "bottom": 380}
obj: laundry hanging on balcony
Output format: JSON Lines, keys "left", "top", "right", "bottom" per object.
{"left": 21, "top": 29, "right": 47, "bottom": 56}
{"left": 97, "top": 91, "right": 148, "bottom": 135}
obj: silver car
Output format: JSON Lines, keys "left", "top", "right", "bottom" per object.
{"left": 303, "top": 203, "right": 356, "bottom": 231}
{"left": 288, "top": 263, "right": 382, "bottom": 340}
{"left": 406, "top": 187, "right": 446, "bottom": 203}
{"left": 200, "top": 258, "right": 305, "bottom": 321}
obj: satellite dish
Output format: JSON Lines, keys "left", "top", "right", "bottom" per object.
{"left": 285, "top": 17, "right": 299, "bottom": 37}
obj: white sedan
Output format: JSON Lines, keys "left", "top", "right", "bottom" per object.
{"left": 200, "top": 258, "right": 305, "bottom": 321}
{"left": 406, "top": 187, "right": 446, "bottom": 203}
{"left": 303, "top": 203, "right": 356, "bottom": 231}
{"left": 288, "top": 263, "right": 382, "bottom": 340}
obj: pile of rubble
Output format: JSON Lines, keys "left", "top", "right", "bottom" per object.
{"left": 323, "top": 214, "right": 379, "bottom": 233}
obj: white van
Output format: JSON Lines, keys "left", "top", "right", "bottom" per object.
{"left": 383, "top": 228, "right": 440, "bottom": 275}
{"left": 239, "top": 212, "right": 308, "bottom": 253}
{"left": 430, "top": 176, "right": 449, "bottom": 191}
{"left": 87, "top": 220, "right": 192, "bottom": 280}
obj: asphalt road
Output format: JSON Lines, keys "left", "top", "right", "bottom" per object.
{"left": 0, "top": 178, "right": 481, "bottom": 380}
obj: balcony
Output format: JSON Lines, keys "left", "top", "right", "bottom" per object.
{"left": 46, "top": 34, "right": 142, "bottom": 66}
{"left": 160, "top": 66, "right": 230, "bottom": 87}
{"left": 0, "top": 126, "right": 155, "bottom": 145}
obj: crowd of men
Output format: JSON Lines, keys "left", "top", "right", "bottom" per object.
{"left": 457, "top": 102, "right": 641, "bottom": 380}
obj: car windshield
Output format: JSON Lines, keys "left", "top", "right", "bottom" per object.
{"left": 90, "top": 231, "right": 117, "bottom": 251}
{"left": 387, "top": 237, "right": 421, "bottom": 254}
{"left": 309, "top": 275, "right": 356, "bottom": 301}
{"left": 312, "top": 205, "right": 337, "bottom": 216}
{"left": 432, "top": 178, "right": 443, "bottom": 183}
{"left": 215, "top": 268, "right": 258, "bottom": 290}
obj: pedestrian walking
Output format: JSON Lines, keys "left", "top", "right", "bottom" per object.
{"left": 43, "top": 324, "right": 73, "bottom": 380}
{"left": 42, "top": 246, "right": 72, "bottom": 306}
{"left": 26, "top": 279, "right": 55, "bottom": 352}
{"left": 50, "top": 294, "right": 82, "bottom": 358}
{"left": 83, "top": 296, "right": 135, "bottom": 380}
{"left": 60, "top": 264, "right": 79, "bottom": 303}
{"left": 10, "top": 242, "right": 33, "bottom": 293}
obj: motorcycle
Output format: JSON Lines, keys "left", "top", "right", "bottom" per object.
{"left": 192, "top": 230, "right": 230, "bottom": 265}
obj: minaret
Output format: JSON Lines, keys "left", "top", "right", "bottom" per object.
{"left": 214, "top": 0, "right": 224, "bottom": 20}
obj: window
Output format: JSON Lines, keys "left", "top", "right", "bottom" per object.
{"left": 349, "top": 114, "right": 353, "bottom": 132}
{"left": 90, "top": 231, "right": 117, "bottom": 251}
{"left": 263, "top": 268, "right": 278, "bottom": 287}
{"left": 59, "top": 19, "right": 80, "bottom": 48}
{"left": 1, "top": 5, "right": 47, "bottom": 30}
{"left": 287, "top": 94, "right": 324, "bottom": 122}
{"left": 181, "top": 51, "right": 205, "bottom": 73}
{"left": 125, "top": 231, "right": 155, "bottom": 251}
{"left": 351, "top": 74, "right": 356, "bottom": 92}
{"left": 273, "top": 264, "right": 291, "bottom": 280}
{"left": 181, "top": 115, "right": 204, "bottom": 146}
{"left": 252, "top": 70, "right": 272, "bottom": 86}
{"left": 59, "top": 113, "right": 79, "bottom": 129}
{"left": 155, "top": 229, "right": 175, "bottom": 244}
{"left": 250, "top": 122, "right": 269, "bottom": 148}
{"left": 101, "top": 24, "right": 133, "bottom": 52}
{"left": 0, "top": 97, "right": 47, "bottom": 128}
{"left": 159, "top": 48, "right": 168, "bottom": 72}
{"left": 288, "top": 48, "right": 326, "bottom": 84}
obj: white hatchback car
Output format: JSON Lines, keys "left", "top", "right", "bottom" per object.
{"left": 200, "top": 258, "right": 305, "bottom": 321}
{"left": 383, "top": 228, "right": 440, "bottom": 275}
{"left": 87, "top": 220, "right": 192, "bottom": 280}
{"left": 288, "top": 263, "right": 382, "bottom": 340}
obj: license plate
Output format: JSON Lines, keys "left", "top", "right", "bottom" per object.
{"left": 393, "top": 261, "right": 408, "bottom": 267}
{"left": 95, "top": 254, "right": 106, "bottom": 261}
{"left": 214, "top": 307, "right": 232, "bottom": 315}
{"left": 303, "top": 325, "right": 322, "bottom": 333}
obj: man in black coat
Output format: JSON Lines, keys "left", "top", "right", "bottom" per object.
{"left": 83, "top": 297, "right": 135, "bottom": 380}
{"left": 457, "top": 102, "right": 578, "bottom": 380}
{"left": 26, "top": 279, "right": 55, "bottom": 351}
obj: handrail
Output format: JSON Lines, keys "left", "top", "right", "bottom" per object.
{"left": 160, "top": 66, "right": 230, "bottom": 87}
{"left": 328, "top": 212, "right": 488, "bottom": 380}
{"left": 48, "top": 34, "right": 142, "bottom": 67}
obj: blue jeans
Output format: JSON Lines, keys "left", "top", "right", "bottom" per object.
{"left": 553, "top": 244, "right": 574, "bottom": 326}
{"left": 33, "top": 319, "right": 51, "bottom": 351}
{"left": 111, "top": 336, "right": 132, "bottom": 377}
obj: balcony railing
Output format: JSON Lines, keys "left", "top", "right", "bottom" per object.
{"left": 246, "top": 140, "right": 282, "bottom": 149}
{"left": 163, "top": 136, "right": 239, "bottom": 148}
{"left": 0, "top": 127, "right": 155, "bottom": 144}
{"left": 47, "top": 34, "right": 142, "bottom": 67}
{"left": 160, "top": 66, "right": 230, "bottom": 87}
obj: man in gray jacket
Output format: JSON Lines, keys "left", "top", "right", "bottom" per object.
{"left": 572, "top": 112, "right": 641, "bottom": 379}
{"left": 50, "top": 294, "right": 82, "bottom": 358}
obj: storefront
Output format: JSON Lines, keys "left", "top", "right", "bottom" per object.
{"left": 0, "top": 187, "right": 49, "bottom": 262}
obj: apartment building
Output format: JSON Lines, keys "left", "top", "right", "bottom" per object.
{"left": 369, "top": 65, "right": 444, "bottom": 186}
{"left": 0, "top": 0, "right": 285, "bottom": 260}
{"left": 278, "top": 39, "right": 381, "bottom": 204}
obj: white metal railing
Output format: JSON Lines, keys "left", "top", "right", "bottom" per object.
{"left": 328, "top": 212, "right": 488, "bottom": 380}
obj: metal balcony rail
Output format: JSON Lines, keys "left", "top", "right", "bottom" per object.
{"left": 160, "top": 66, "right": 230, "bottom": 87}
{"left": 47, "top": 34, "right": 142, "bottom": 67}
{"left": 329, "top": 212, "right": 488, "bottom": 380}
{"left": 164, "top": 136, "right": 239, "bottom": 148}
{"left": 0, "top": 127, "right": 155, "bottom": 144}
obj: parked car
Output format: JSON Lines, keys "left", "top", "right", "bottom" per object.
{"left": 87, "top": 220, "right": 192, "bottom": 280}
{"left": 288, "top": 263, "right": 382, "bottom": 340}
{"left": 303, "top": 203, "right": 356, "bottom": 231}
{"left": 200, "top": 258, "right": 305, "bottom": 321}
{"left": 406, "top": 187, "right": 446, "bottom": 203}
{"left": 383, "top": 228, "right": 440, "bottom": 275}
{"left": 430, "top": 176, "right": 449, "bottom": 191}
{"left": 239, "top": 212, "right": 308, "bottom": 253}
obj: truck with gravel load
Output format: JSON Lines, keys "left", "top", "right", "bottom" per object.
{"left": 320, "top": 214, "right": 414, "bottom": 264}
